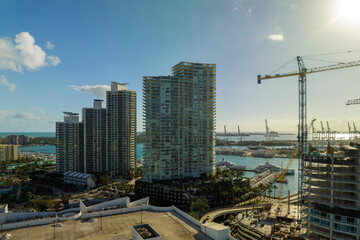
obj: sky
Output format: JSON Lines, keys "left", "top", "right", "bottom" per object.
{"left": 2, "top": 0, "right": 360, "bottom": 133}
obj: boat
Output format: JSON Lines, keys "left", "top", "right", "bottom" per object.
{"left": 216, "top": 158, "right": 246, "bottom": 170}
{"left": 254, "top": 161, "right": 281, "bottom": 173}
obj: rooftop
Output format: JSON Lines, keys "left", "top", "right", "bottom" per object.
{"left": 5, "top": 210, "right": 207, "bottom": 240}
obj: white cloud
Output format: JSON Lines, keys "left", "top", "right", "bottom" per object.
{"left": 47, "top": 55, "right": 61, "bottom": 66}
{"left": 248, "top": 8, "right": 252, "bottom": 14}
{"left": 0, "top": 32, "right": 61, "bottom": 72}
{"left": 234, "top": 6, "right": 238, "bottom": 10}
{"left": 46, "top": 41, "right": 55, "bottom": 50}
{"left": 268, "top": 33, "right": 285, "bottom": 42}
{"left": 0, "top": 110, "right": 12, "bottom": 119}
{"left": 13, "top": 112, "right": 40, "bottom": 120}
{"left": 0, "top": 75, "right": 16, "bottom": 92}
{"left": 69, "top": 85, "right": 111, "bottom": 99}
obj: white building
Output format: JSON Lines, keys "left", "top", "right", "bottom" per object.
{"left": 64, "top": 171, "right": 95, "bottom": 190}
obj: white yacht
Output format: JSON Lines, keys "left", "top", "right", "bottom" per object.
{"left": 216, "top": 158, "right": 246, "bottom": 170}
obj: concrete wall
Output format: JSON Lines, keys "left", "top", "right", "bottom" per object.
{"left": 82, "top": 197, "right": 130, "bottom": 212}
{"left": 0, "top": 217, "right": 58, "bottom": 231}
{"left": 200, "top": 225, "right": 231, "bottom": 240}
{"left": 129, "top": 197, "right": 149, "bottom": 207}
{"left": 2, "top": 212, "right": 56, "bottom": 224}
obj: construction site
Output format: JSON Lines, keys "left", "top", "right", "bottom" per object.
{"left": 213, "top": 54, "right": 360, "bottom": 240}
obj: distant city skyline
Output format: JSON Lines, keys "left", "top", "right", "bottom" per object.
{"left": 2, "top": 0, "right": 360, "bottom": 132}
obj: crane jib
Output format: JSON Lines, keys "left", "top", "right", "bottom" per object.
{"left": 257, "top": 59, "right": 360, "bottom": 83}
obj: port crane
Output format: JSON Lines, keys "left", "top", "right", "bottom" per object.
{"left": 264, "top": 119, "right": 279, "bottom": 141}
{"left": 224, "top": 125, "right": 228, "bottom": 144}
{"left": 258, "top": 55, "right": 360, "bottom": 221}
{"left": 237, "top": 126, "right": 243, "bottom": 142}
{"left": 346, "top": 98, "right": 360, "bottom": 139}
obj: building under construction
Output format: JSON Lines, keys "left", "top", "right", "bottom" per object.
{"left": 302, "top": 143, "right": 360, "bottom": 240}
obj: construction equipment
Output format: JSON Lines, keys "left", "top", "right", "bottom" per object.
{"left": 346, "top": 99, "right": 360, "bottom": 139}
{"left": 346, "top": 98, "right": 360, "bottom": 105}
{"left": 277, "top": 119, "right": 316, "bottom": 199}
{"left": 258, "top": 55, "right": 360, "bottom": 222}
{"left": 326, "top": 121, "right": 337, "bottom": 141}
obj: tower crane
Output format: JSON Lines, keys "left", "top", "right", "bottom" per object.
{"left": 258, "top": 55, "right": 360, "bottom": 221}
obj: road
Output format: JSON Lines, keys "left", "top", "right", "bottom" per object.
{"left": 200, "top": 194, "right": 299, "bottom": 223}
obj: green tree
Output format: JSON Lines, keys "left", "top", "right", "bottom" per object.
{"left": 267, "top": 188, "right": 272, "bottom": 197}
{"left": 189, "top": 211, "right": 199, "bottom": 220}
{"left": 190, "top": 198, "right": 210, "bottom": 219}
{"left": 135, "top": 167, "right": 143, "bottom": 178}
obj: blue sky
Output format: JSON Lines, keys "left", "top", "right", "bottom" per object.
{"left": 2, "top": 0, "right": 360, "bottom": 133}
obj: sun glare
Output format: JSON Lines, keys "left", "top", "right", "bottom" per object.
{"left": 337, "top": 0, "right": 360, "bottom": 23}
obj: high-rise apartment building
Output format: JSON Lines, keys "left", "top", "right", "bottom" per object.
{"left": 0, "top": 144, "right": 18, "bottom": 162}
{"left": 83, "top": 99, "right": 107, "bottom": 173}
{"left": 106, "top": 82, "right": 136, "bottom": 179}
{"left": 143, "top": 62, "right": 216, "bottom": 180}
{"left": 56, "top": 112, "right": 84, "bottom": 173}
{"left": 303, "top": 144, "right": 360, "bottom": 240}
{"left": 6, "top": 135, "right": 29, "bottom": 145}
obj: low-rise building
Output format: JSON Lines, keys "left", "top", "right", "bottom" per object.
{"left": 63, "top": 171, "right": 95, "bottom": 190}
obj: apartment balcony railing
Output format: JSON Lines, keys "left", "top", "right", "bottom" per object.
{"left": 304, "top": 157, "right": 360, "bottom": 166}
{"left": 303, "top": 187, "right": 358, "bottom": 203}
{"left": 303, "top": 165, "right": 360, "bottom": 176}
{"left": 303, "top": 194, "right": 359, "bottom": 210}
{"left": 303, "top": 172, "right": 359, "bottom": 184}
{"left": 303, "top": 180, "right": 360, "bottom": 193}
